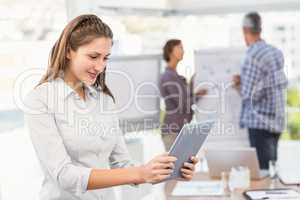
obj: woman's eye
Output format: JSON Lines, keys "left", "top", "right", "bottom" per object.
{"left": 104, "top": 57, "right": 109, "bottom": 61}
{"left": 89, "top": 55, "right": 98, "bottom": 59}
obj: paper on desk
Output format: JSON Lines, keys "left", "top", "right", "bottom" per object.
{"left": 279, "top": 170, "right": 300, "bottom": 185}
{"left": 172, "top": 181, "right": 224, "bottom": 196}
{"left": 246, "top": 189, "right": 300, "bottom": 200}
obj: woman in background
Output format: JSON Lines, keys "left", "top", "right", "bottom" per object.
{"left": 24, "top": 15, "right": 198, "bottom": 200}
{"left": 160, "top": 39, "right": 207, "bottom": 150}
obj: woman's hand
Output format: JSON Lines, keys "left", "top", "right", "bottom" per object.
{"left": 139, "top": 153, "right": 177, "bottom": 184}
{"left": 180, "top": 156, "right": 199, "bottom": 181}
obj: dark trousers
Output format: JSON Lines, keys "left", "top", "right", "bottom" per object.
{"left": 248, "top": 128, "right": 280, "bottom": 169}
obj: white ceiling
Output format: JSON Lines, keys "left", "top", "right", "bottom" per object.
{"left": 170, "top": 0, "right": 300, "bottom": 14}
{"left": 67, "top": 0, "right": 300, "bottom": 19}
{"left": 94, "top": 0, "right": 300, "bottom": 11}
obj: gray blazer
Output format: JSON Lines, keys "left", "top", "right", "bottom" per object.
{"left": 159, "top": 68, "right": 196, "bottom": 134}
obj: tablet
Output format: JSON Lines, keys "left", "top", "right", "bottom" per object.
{"left": 164, "top": 120, "right": 214, "bottom": 181}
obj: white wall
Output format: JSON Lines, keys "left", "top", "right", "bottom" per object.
{"left": 92, "top": 0, "right": 169, "bottom": 9}
{"left": 68, "top": 0, "right": 300, "bottom": 17}
{"left": 170, "top": 0, "right": 300, "bottom": 14}
{"left": 66, "top": 0, "right": 170, "bottom": 19}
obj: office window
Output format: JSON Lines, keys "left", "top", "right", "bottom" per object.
{"left": 0, "top": 0, "right": 67, "bottom": 133}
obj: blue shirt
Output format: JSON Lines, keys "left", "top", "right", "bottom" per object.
{"left": 239, "top": 40, "right": 288, "bottom": 133}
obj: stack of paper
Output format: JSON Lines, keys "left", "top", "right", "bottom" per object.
{"left": 172, "top": 181, "right": 224, "bottom": 196}
{"left": 245, "top": 189, "right": 300, "bottom": 200}
{"left": 279, "top": 170, "right": 300, "bottom": 185}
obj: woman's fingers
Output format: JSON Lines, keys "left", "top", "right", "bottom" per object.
{"left": 182, "top": 156, "right": 198, "bottom": 171}
{"left": 146, "top": 154, "right": 199, "bottom": 183}
{"left": 143, "top": 153, "right": 177, "bottom": 183}
{"left": 155, "top": 169, "right": 174, "bottom": 175}
{"left": 183, "top": 162, "right": 195, "bottom": 171}
{"left": 190, "top": 156, "right": 199, "bottom": 164}
{"left": 158, "top": 152, "right": 169, "bottom": 157}
{"left": 179, "top": 156, "right": 199, "bottom": 181}
{"left": 155, "top": 155, "right": 177, "bottom": 163}
{"left": 181, "top": 173, "right": 193, "bottom": 181}
{"left": 181, "top": 168, "right": 193, "bottom": 176}
{"left": 153, "top": 162, "right": 175, "bottom": 170}
{"left": 157, "top": 174, "right": 172, "bottom": 181}
{"left": 150, "top": 169, "right": 174, "bottom": 183}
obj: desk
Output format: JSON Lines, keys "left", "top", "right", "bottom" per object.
{"left": 165, "top": 173, "right": 297, "bottom": 200}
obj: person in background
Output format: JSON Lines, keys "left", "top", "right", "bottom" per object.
{"left": 159, "top": 39, "right": 207, "bottom": 151}
{"left": 232, "top": 12, "right": 288, "bottom": 169}
{"left": 23, "top": 15, "right": 199, "bottom": 200}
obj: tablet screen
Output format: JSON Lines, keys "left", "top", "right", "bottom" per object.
{"left": 165, "top": 121, "right": 214, "bottom": 181}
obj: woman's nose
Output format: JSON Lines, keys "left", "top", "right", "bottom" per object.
{"left": 94, "top": 61, "right": 105, "bottom": 72}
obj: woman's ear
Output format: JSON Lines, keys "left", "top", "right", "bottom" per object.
{"left": 66, "top": 47, "right": 72, "bottom": 60}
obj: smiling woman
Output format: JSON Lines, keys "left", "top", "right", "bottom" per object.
{"left": 37, "top": 14, "right": 114, "bottom": 101}
{"left": 22, "top": 14, "right": 198, "bottom": 200}
{"left": 64, "top": 37, "right": 112, "bottom": 99}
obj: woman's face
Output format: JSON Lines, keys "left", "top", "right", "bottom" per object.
{"left": 67, "top": 37, "right": 112, "bottom": 86}
{"left": 171, "top": 43, "right": 184, "bottom": 61}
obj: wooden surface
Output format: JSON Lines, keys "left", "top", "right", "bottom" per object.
{"left": 165, "top": 172, "right": 298, "bottom": 200}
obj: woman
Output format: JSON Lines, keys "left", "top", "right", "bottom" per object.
{"left": 24, "top": 15, "right": 198, "bottom": 200}
{"left": 160, "top": 39, "right": 207, "bottom": 150}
